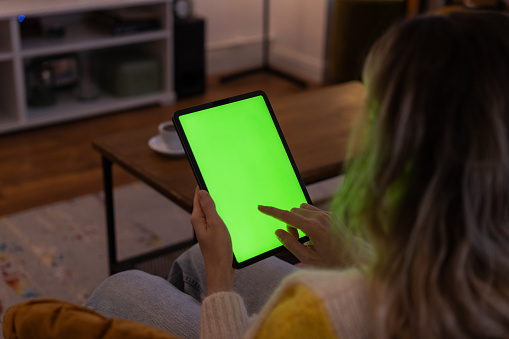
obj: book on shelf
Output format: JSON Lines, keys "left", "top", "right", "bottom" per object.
{"left": 87, "top": 8, "right": 161, "bottom": 36}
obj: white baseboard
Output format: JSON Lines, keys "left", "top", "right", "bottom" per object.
{"left": 206, "top": 38, "right": 325, "bottom": 84}
{"left": 270, "top": 44, "right": 325, "bottom": 84}
{"left": 207, "top": 37, "right": 263, "bottom": 76}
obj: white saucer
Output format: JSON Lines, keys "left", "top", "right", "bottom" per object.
{"left": 148, "top": 135, "right": 185, "bottom": 157}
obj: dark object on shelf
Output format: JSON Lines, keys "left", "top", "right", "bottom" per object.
{"left": 173, "top": 0, "right": 193, "bottom": 20}
{"left": 220, "top": 0, "right": 307, "bottom": 88}
{"left": 45, "top": 24, "right": 66, "bottom": 39}
{"left": 74, "top": 52, "right": 100, "bottom": 101}
{"left": 87, "top": 8, "right": 161, "bottom": 36}
{"left": 25, "top": 61, "right": 57, "bottom": 107}
{"left": 99, "top": 51, "right": 161, "bottom": 97}
{"left": 42, "top": 54, "right": 79, "bottom": 88}
{"left": 174, "top": 17, "right": 205, "bottom": 98}
{"left": 19, "top": 17, "right": 43, "bottom": 38}
{"left": 24, "top": 54, "right": 79, "bottom": 107}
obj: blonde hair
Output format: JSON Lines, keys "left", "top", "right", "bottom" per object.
{"left": 333, "top": 11, "right": 509, "bottom": 338}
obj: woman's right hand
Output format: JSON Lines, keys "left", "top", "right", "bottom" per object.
{"left": 258, "top": 204, "right": 349, "bottom": 268}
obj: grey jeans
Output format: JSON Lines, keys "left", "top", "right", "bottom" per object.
{"left": 84, "top": 244, "right": 297, "bottom": 339}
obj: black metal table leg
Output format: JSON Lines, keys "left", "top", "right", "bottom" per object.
{"left": 101, "top": 156, "right": 118, "bottom": 275}
{"left": 100, "top": 155, "right": 197, "bottom": 276}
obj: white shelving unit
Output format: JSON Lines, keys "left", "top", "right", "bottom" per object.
{"left": 0, "top": 0, "right": 175, "bottom": 134}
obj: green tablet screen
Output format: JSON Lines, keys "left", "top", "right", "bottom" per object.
{"left": 174, "top": 91, "right": 311, "bottom": 268}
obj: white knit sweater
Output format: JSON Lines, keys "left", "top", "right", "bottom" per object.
{"left": 200, "top": 268, "right": 371, "bottom": 339}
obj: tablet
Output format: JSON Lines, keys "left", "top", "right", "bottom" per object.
{"left": 172, "top": 90, "right": 311, "bottom": 268}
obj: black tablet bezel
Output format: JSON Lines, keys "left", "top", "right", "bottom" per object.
{"left": 172, "top": 90, "right": 311, "bottom": 268}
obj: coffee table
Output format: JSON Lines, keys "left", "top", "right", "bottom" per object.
{"left": 93, "top": 81, "right": 366, "bottom": 275}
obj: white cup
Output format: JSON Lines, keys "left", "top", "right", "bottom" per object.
{"left": 158, "top": 121, "right": 182, "bottom": 151}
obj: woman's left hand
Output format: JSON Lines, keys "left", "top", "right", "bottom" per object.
{"left": 190, "top": 186, "right": 235, "bottom": 296}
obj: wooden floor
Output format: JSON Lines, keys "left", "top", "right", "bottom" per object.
{"left": 0, "top": 73, "right": 319, "bottom": 216}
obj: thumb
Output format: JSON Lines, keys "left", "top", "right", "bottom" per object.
{"left": 276, "top": 229, "right": 307, "bottom": 262}
{"left": 198, "top": 190, "right": 221, "bottom": 221}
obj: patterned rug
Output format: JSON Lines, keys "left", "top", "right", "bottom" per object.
{"left": 0, "top": 176, "right": 342, "bottom": 336}
{"left": 0, "top": 181, "right": 194, "bottom": 335}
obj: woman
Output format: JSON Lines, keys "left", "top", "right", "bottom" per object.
{"left": 85, "top": 11, "right": 509, "bottom": 338}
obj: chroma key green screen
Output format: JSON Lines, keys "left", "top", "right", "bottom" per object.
{"left": 175, "top": 92, "right": 310, "bottom": 267}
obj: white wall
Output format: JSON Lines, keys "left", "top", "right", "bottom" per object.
{"left": 193, "top": 0, "right": 263, "bottom": 75}
{"left": 270, "top": 0, "right": 328, "bottom": 83}
{"left": 193, "top": 0, "right": 328, "bottom": 83}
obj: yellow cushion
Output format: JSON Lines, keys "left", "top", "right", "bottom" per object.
{"left": 2, "top": 299, "right": 182, "bottom": 339}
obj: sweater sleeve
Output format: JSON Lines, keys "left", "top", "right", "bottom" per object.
{"left": 200, "top": 291, "right": 250, "bottom": 339}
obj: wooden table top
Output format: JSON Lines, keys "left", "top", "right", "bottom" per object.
{"left": 93, "top": 81, "right": 366, "bottom": 213}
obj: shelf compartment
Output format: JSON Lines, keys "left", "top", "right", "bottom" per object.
{"left": 26, "top": 89, "right": 173, "bottom": 127}
{"left": 21, "top": 23, "right": 169, "bottom": 58}
{"left": 0, "top": 20, "right": 12, "bottom": 54}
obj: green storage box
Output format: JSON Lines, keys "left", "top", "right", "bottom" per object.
{"left": 100, "top": 53, "right": 161, "bottom": 97}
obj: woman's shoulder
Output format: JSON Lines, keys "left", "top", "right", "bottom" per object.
{"left": 245, "top": 268, "right": 371, "bottom": 339}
